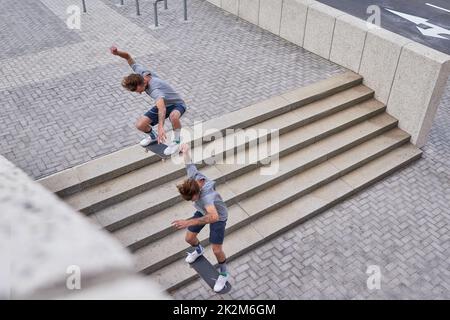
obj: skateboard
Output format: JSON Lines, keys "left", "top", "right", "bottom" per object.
{"left": 143, "top": 142, "right": 171, "bottom": 160}
{"left": 190, "top": 255, "right": 232, "bottom": 294}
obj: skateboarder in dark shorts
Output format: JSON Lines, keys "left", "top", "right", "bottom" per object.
{"left": 172, "top": 144, "right": 230, "bottom": 292}
{"left": 110, "top": 46, "right": 186, "bottom": 155}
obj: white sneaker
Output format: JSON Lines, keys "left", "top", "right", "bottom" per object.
{"left": 139, "top": 132, "right": 157, "bottom": 147}
{"left": 185, "top": 247, "right": 204, "bottom": 264}
{"left": 163, "top": 141, "right": 180, "bottom": 155}
{"left": 214, "top": 272, "right": 230, "bottom": 292}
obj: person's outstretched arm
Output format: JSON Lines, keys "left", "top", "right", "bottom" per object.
{"left": 172, "top": 204, "right": 219, "bottom": 229}
{"left": 110, "top": 46, "right": 135, "bottom": 66}
{"left": 180, "top": 144, "right": 199, "bottom": 178}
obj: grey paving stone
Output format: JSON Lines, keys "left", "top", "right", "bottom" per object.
{"left": 0, "top": 0, "right": 82, "bottom": 60}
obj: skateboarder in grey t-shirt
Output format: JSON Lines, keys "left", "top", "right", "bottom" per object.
{"left": 110, "top": 46, "right": 186, "bottom": 156}
{"left": 172, "top": 144, "right": 230, "bottom": 293}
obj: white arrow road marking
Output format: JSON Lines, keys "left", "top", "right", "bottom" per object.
{"left": 426, "top": 3, "right": 450, "bottom": 13}
{"left": 386, "top": 8, "right": 450, "bottom": 40}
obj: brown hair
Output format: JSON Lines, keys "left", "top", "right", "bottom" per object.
{"left": 177, "top": 179, "right": 200, "bottom": 201}
{"left": 121, "top": 74, "right": 144, "bottom": 92}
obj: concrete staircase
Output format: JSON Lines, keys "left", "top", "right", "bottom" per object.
{"left": 39, "top": 72, "right": 422, "bottom": 292}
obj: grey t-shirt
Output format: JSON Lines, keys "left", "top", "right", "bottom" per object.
{"left": 131, "top": 62, "right": 185, "bottom": 106}
{"left": 186, "top": 163, "right": 228, "bottom": 222}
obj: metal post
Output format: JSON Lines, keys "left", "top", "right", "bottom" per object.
{"left": 164, "top": 0, "right": 168, "bottom": 10}
{"left": 81, "top": 0, "right": 87, "bottom": 13}
{"left": 154, "top": 0, "right": 159, "bottom": 27}
{"left": 153, "top": 0, "right": 165, "bottom": 27}
{"left": 183, "top": 0, "right": 188, "bottom": 21}
{"left": 135, "top": 0, "right": 140, "bottom": 15}
{"left": 121, "top": 0, "right": 124, "bottom": 5}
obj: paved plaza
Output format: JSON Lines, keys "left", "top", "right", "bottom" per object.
{"left": 0, "top": 0, "right": 344, "bottom": 179}
{"left": 1, "top": 0, "right": 449, "bottom": 299}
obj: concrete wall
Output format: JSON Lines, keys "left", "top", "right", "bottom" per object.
{"left": 304, "top": 2, "right": 345, "bottom": 59}
{"left": 387, "top": 43, "right": 450, "bottom": 147}
{"left": 238, "top": 0, "right": 259, "bottom": 25}
{"left": 330, "top": 14, "right": 368, "bottom": 72}
{"left": 222, "top": 0, "right": 239, "bottom": 15}
{"left": 205, "top": 0, "right": 450, "bottom": 148}
{"left": 279, "top": 0, "right": 312, "bottom": 46}
{"left": 258, "top": 0, "right": 283, "bottom": 35}
{"left": 0, "top": 155, "right": 169, "bottom": 299}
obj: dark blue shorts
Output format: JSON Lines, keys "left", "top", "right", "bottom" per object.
{"left": 187, "top": 211, "right": 227, "bottom": 245}
{"left": 144, "top": 103, "right": 186, "bottom": 125}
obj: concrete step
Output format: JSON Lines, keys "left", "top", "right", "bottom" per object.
{"left": 39, "top": 71, "right": 362, "bottom": 197}
{"left": 148, "top": 143, "right": 422, "bottom": 292}
{"left": 133, "top": 128, "right": 413, "bottom": 275}
{"left": 113, "top": 113, "right": 400, "bottom": 251}
{"left": 90, "top": 96, "right": 381, "bottom": 231}
{"left": 64, "top": 85, "right": 374, "bottom": 215}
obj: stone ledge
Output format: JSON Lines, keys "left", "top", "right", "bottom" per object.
{"left": 0, "top": 155, "right": 168, "bottom": 299}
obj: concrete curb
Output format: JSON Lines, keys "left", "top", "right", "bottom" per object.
{"left": 0, "top": 155, "right": 169, "bottom": 299}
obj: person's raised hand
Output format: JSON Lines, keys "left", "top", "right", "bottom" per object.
{"left": 110, "top": 46, "right": 118, "bottom": 55}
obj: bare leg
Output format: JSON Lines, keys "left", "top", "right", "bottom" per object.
{"left": 135, "top": 116, "right": 152, "bottom": 133}
{"left": 185, "top": 231, "right": 200, "bottom": 246}
{"left": 169, "top": 110, "right": 182, "bottom": 130}
{"left": 211, "top": 244, "right": 226, "bottom": 264}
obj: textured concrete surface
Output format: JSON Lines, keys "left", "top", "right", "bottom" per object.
{"left": 0, "top": 0, "right": 344, "bottom": 179}
{"left": 238, "top": 0, "right": 260, "bottom": 25}
{"left": 387, "top": 42, "right": 450, "bottom": 148}
{"left": 258, "top": 0, "right": 283, "bottom": 35}
{"left": 172, "top": 77, "right": 450, "bottom": 300}
{"left": 0, "top": 155, "right": 168, "bottom": 299}
{"left": 330, "top": 14, "right": 368, "bottom": 72}
{"left": 303, "top": 2, "right": 345, "bottom": 59}
{"left": 279, "top": 0, "right": 310, "bottom": 47}
{"left": 359, "top": 28, "right": 412, "bottom": 104}
{"left": 0, "top": 0, "right": 83, "bottom": 60}
{"left": 222, "top": 0, "right": 239, "bottom": 15}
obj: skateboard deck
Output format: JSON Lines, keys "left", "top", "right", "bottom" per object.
{"left": 190, "top": 255, "right": 232, "bottom": 294}
{"left": 144, "top": 142, "right": 170, "bottom": 159}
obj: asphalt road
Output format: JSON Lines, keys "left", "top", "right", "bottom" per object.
{"left": 317, "top": 0, "right": 450, "bottom": 55}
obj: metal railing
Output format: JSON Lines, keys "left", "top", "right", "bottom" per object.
{"left": 153, "top": 0, "right": 188, "bottom": 27}
{"left": 80, "top": 0, "right": 189, "bottom": 28}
